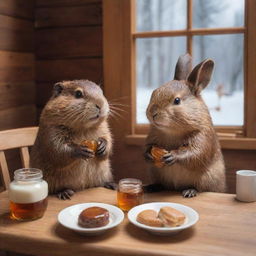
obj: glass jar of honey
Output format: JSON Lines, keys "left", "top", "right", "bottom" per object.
{"left": 9, "top": 168, "right": 48, "bottom": 221}
{"left": 117, "top": 178, "right": 143, "bottom": 211}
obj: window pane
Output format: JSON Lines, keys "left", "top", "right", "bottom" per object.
{"left": 193, "top": 34, "right": 244, "bottom": 126}
{"left": 136, "top": 0, "right": 187, "bottom": 32}
{"left": 193, "top": 0, "right": 244, "bottom": 28}
{"left": 136, "top": 37, "right": 186, "bottom": 124}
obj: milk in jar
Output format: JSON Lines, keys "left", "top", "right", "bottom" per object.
{"left": 9, "top": 168, "right": 48, "bottom": 220}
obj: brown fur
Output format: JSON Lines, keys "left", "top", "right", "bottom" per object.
{"left": 30, "top": 80, "right": 113, "bottom": 194}
{"left": 145, "top": 54, "right": 226, "bottom": 193}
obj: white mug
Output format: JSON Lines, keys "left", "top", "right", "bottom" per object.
{"left": 236, "top": 170, "right": 256, "bottom": 202}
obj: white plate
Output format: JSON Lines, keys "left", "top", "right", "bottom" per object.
{"left": 128, "top": 202, "right": 199, "bottom": 235}
{"left": 58, "top": 202, "right": 124, "bottom": 235}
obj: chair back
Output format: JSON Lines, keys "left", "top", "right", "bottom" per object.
{"left": 0, "top": 127, "right": 38, "bottom": 191}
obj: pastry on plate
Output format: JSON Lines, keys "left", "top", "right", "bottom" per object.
{"left": 158, "top": 206, "right": 185, "bottom": 227}
{"left": 78, "top": 206, "right": 109, "bottom": 228}
{"left": 136, "top": 209, "right": 163, "bottom": 227}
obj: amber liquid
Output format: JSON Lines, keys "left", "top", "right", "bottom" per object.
{"left": 10, "top": 198, "right": 48, "bottom": 221}
{"left": 117, "top": 189, "right": 143, "bottom": 211}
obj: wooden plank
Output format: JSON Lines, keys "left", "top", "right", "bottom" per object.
{"left": 0, "top": 15, "right": 34, "bottom": 31}
{"left": 35, "top": 4, "right": 102, "bottom": 28}
{"left": 36, "top": 0, "right": 101, "bottom": 7}
{"left": 134, "top": 124, "right": 243, "bottom": 136}
{"left": 20, "top": 147, "right": 30, "bottom": 168}
{"left": 0, "top": 51, "right": 34, "bottom": 82}
{"left": 0, "top": 82, "right": 35, "bottom": 110}
{"left": 187, "top": 0, "right": 193, "bottom": 55}
{"left": 0, "top": 0, "right": 35, "bottom": 20}
{"left": 133, "top": 27, "right": 245, "bottom": 38}
{"left": 245, "top": 0, "right": 256, "bottom": 137}
{"left": 0, "top": 105, "right": 36, "bottom": 131}
{"left": 0, "top": 15, "right": 34, "bottom": 52}
{"left": 0, "top": 151, "right": 10, "bottom": 190}
{"left": 125, "top": 134, "right": 256, "bottom": 150}
{"left": 36, "top": 26, "right": 102, "bottom": 59}
{"left": 36, "top": 58, "right": 103, "bottom": 82}
{"left": 1, "top": 188, "right": 256, "bottom": 255}
{"left": 103, "top": 0, "right": 147, "bottom": 183}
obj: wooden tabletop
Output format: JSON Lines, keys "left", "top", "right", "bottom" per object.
{"left": 0, "top": 187, "right": 255, "bottom": 256}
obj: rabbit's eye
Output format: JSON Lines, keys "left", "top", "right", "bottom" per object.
{"left": 75, "top": 90, "right": 83, "bottom": 99}
{"left": 173, "top": 97, "right": 181, "bottom": 105}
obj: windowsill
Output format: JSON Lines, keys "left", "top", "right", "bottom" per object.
{"left": 125, "top": 134, "right": 256, "bottom": 150}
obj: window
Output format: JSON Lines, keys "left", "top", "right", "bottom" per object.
{"left": 136, "top": 0, "right": 245, "bottom": 127}
{"left": 104, "top": 0, "right": 256, "bottom": 149}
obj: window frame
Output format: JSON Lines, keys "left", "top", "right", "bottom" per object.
{"left": 103, "top": 0, "right": 256, "bottom": 150}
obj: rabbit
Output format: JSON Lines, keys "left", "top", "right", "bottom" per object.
{"left": 144, "top": 53, "right": 226, "bottom": 197}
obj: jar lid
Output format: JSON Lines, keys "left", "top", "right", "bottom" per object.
{"left": 14, "top": 168, "right": 43, "bottom": 181}
{"left": 118, "top": 178, "right": 142, "bottom": 185}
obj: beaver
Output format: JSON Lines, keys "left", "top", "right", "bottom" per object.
{"left": 30, "top": 80, "right": 113, "bottom": 199}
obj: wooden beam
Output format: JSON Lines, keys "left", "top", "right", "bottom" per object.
{"left": 245, "top": 0, "right": 256, "bottom": 137}
{"left": 125, "top": 134, "right": 256, "bottom": 150}
{"left": 133, "top": 27, "right": 245, "bottom": 38}
{"left": 187, "top": 0, "right": 193, "bottom": 55}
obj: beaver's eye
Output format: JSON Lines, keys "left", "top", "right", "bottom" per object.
{"left": 75, "top": 90, "right": 83, "bottom": 99}
{"left": 173, "top": 97, "right": 181, "bottom": 105}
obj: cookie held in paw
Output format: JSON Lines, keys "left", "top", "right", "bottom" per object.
{"left": 81, "top": 140, "right": 98, "bottom": 154}
{"left": 151, "top": 146, "right": 168, "bottom": 168}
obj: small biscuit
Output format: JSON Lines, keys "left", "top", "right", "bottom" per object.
{"left": 151, "top": 146, "right": 168, "bottom": 168}
{"left": 137, "top": 209, "right": 163, "bottom": 227}
{"left": 158, "top": 206, "right": 185, "bottom": 227}
{"left": 81, "top": 140, "right": 98, "bottom": 152}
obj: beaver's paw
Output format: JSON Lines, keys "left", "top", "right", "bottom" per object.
{"left": 162, "top": 152, "right": 176, "bottom": 165}
{"left": 72, "top": 144, "right": 94, "bottom": 159}
{"left": 144, "top": 151, "right": 154, "bottom": 162}
{"left": 57, "top": 189, "right": 75, "bottom": 200}
{"left": 96, "top": 138, "right": 107, "bottom": 157}
{"left": 182, "top": 188, "right": 198, "bottom": 198}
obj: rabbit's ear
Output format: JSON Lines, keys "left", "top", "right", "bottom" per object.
{"left": 174, "top": 53, "right": 192, "bottom": 80}
{"left": 187, "top": 59, "right": 214, "bottom": 95}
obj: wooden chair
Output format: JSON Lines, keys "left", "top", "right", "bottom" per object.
{"left": 0, "top": 127, "right": 38, "bottom": 191}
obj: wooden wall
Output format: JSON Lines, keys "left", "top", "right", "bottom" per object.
{"left": 35, "top": 0, "right": 103, "bottom": 112}
{"left": 0, "top": 0, "right": 36, "bottom": 131}
{"left": 0, "top": 0, "right": 36, "bottom": 179}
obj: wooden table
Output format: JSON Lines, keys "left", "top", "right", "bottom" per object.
{"left": 0, "top": 188, "right": 255, "bottom": 256}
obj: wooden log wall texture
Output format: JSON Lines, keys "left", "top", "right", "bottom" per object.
{"left": 0, "top": 0, "right": 36, "bottom": 131}
{"left": 0, "top": 0, "right": 36, "bottom": 186}
{"left": 35, "top": 0, "right": 103, "bottom": 113}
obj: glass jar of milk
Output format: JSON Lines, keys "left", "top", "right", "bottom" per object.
{"left": 9, "top": 168, "right": 48, "bottom": 221}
